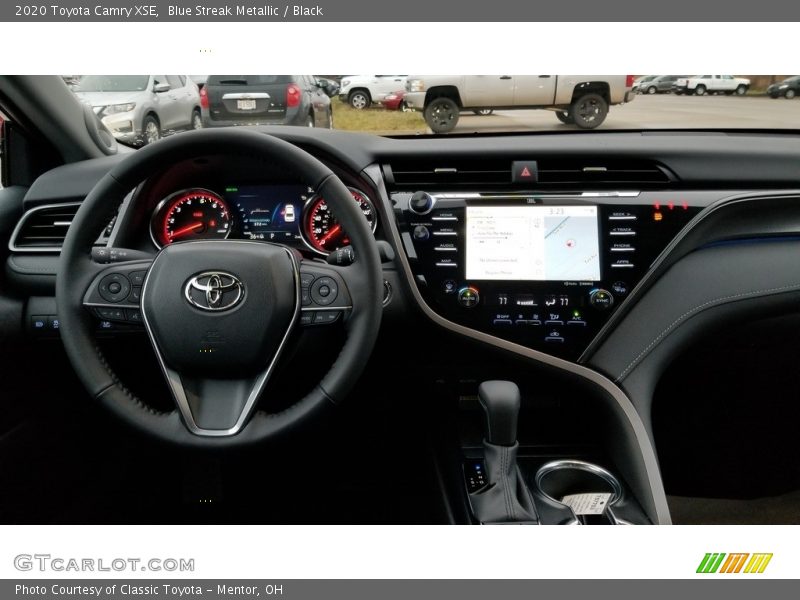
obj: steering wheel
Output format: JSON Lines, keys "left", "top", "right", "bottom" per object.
{"left": 57, "top": 128, "right": 383, "bottom": 447}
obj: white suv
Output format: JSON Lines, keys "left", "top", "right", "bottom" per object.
{"left": 339, "top": 75, "right": 408, "bottom": 109}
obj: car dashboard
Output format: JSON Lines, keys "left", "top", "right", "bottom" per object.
{"left": 6, "top": 127, "right": 800, "bottom": 525}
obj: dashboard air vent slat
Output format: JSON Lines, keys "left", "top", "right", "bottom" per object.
{"left": 385, "top": 159, "right": 512, "bottom": 187}
{"left": 537, "top": 159, "right": 673, "bottom": 185}
{"left": 11, "top": 204, "right": 81, "bottom": 250}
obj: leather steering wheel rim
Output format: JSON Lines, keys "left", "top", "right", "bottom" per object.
{"left": 57, "top": 128, "right": 383, "bottom": 447}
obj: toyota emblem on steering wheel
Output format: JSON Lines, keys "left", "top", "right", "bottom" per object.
{"left": 184, "top": 271, "right": 244, "bottom": 312}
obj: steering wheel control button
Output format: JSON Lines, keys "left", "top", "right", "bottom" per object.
{"left": 589, "top": 289, "right": 614, "bottom": 310}
{"left": 412, "top": 225, "right": 430, "bottom": 241}
{"left": 301, "top": 288, "right": 312, "bottom": 306}
{"left": 126, "top": 309, "right": 143, "bottom": 323}
{"left": 95, "top": 307, "right": 126, "bottom": 321}
{"left": 310, "top": 276, "right": 338, "bottom": 306}
{"left": 130, "top": 271, "right": 146, "bottom": 286}
{"left": 127, "top": 287, "right": 142, "bottom": 303}
{"left": 300, "top": 312, "right": 314, "bottom": 326}
{"left": 313, "top": 310, "right": 341, "bottom": 324}
{"left": 300, "top": 273, "right": 315, "bottom": 288}
{"left": 458, "top": 287, "right": 480, "bottom": 308}
{"left": 98, "top": 273, "right": 131, "bottom": 303}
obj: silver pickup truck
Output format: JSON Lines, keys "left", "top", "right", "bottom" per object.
{"left": 405, "top": 75, "right": 636, "bottom": 133}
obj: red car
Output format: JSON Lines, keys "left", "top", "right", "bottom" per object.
{"left": 380, "top": 89, "right": 408, "bottom": 111}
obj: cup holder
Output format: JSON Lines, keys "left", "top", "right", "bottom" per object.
{"left": 534, "top": 460, "right": 625, "bottom": 524}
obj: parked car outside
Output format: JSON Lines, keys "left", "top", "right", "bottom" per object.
{"left": 767, "top": 76, "right": 800, "bottom": 99}
{"left": 639, "top": 75, "right": 686, "bottom": 94}
{"left": 202, "top": 75, "right": 333, "bottom": 129}
{"left": 73, "top": 75, "right": 201, "bottom": 146}
{"left": 189, "top": 75, "right": 208, "bottom": 90}
{"left": 379, "top": 90, "right": 408, "bottom": 111}
{"left": 316, "top": 77, "right": 340, "bottom": 98}
{"left": 404, "top": 75, "right": 635, "bottom": 132}
{"left": 338, "top": 75, "right": 408, "bottom": 109}
{"left": 631, "top": 75, "right": 657, "bottom": 93}
{"left": 673, "top": 75, "right": 750, "bottom": 96}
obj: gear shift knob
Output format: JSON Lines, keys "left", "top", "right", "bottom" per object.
{"left": 478, "top": 380, "right": 520, "bottom": 446}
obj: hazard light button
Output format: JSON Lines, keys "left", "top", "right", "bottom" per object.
{"left": 512, "top": 160, "right": 538, "bottom": 183}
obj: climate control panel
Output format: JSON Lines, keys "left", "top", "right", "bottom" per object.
{"left": 394, "top": 191, "right": 699, "bottom": 360}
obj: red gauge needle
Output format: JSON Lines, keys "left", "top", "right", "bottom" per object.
{"left": 170, "top": 222, "right": 203, "bottom": 238}
{"left": 318, "top": 224, "right": 342, "bottom": 245}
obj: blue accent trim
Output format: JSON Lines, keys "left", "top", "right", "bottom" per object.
{"left": 700, "top": 235, "right": 800, "bottom": 250}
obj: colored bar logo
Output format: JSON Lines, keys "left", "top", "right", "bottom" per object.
{"left": 697, "top": 553, "right": 773, "bottom": 574}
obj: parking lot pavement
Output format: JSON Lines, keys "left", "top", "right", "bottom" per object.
{"left": 450, "top": 94, "right": 800, "bottom": 133}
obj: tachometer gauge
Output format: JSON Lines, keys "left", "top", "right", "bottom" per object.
{"left": 302, "top": 187, "right": 377, "bottom": 254}
{"left": 151, "top": 188, "right": 232, "bottom": 248}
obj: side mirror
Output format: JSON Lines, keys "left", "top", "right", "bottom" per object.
{"left": 318, "top": 80, "right": 339, "bottom": 98}
{"left": 153, "top": 82, "right": 170, "bottom": 93}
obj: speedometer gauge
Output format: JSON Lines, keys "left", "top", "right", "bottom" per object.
{"left": 302, "top": 187, "right": 377, "bottom": 254}
{"left": 151, "top": 189, "right": 232, "bottom": 248}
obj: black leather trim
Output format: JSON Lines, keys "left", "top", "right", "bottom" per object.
{"left": 589, "top": 240, "right": 800, "bottom": 435}
{"left": 468, "top": 442, "right": 539, "bottom": 524}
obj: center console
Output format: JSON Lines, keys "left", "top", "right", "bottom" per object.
{"left": 394, "top": 190, "right": 699, "bottom": 360}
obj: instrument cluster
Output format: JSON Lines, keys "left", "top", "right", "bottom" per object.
{"left": 149, "top": 184, "right": 378, "bottom": 255}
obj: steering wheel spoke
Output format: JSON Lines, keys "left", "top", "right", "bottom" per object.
{"left": 82, "top": 258, "right": 153, "bottom": 326}
{"left": 297, "top": 262, "right": 354, "bottom": 328}
{"left": 159, "top": 362, "right": 278, "bottom": 436}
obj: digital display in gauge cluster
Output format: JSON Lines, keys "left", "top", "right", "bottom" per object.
{"left": 150, "top": 184, "right": 378, "bottom": 255}
{"left": 225, "top": 184, "right": 310, "bottom": 243}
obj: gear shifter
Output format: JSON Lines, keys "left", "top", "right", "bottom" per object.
{"left": 468, "top": 381, "right": 539, "bottom": 524}
{"left": 478, "top": 380, "right": 520, "bottom": 446}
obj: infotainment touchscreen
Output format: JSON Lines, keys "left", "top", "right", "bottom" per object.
{"left": 465, "top": 205, "right": 601, "bottom": 281}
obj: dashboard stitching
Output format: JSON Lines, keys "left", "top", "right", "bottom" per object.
{"left": 616, "top": 282, "right": 800, "bottom": 381}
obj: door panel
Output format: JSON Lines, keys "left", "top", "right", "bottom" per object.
{"left": 513, "top": 75, "right": 557, "bottom": 105}
{"left": 463, "top": 75, "right": 514, "bottom": 106}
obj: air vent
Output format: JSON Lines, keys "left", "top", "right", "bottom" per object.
{"left": 537, "top": 159, "right": 673, "bottom": 185}
{"left": 10, "top": 203, "right": 120, "bottom": 253}
{"left": 10, "top": 203, "right": 81, "bottom": 251}
{"left": 384, "top": 158, "right": 675, "bottom": 189}
{"left": 383, "top": 159, "right": 512, "bottom": 188}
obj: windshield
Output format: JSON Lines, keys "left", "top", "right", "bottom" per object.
{"left": 62, "top": 73, "right": 800, "bottom": 147}
{"left": 74, "top": 75, "right": 150, "bottom": 93}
